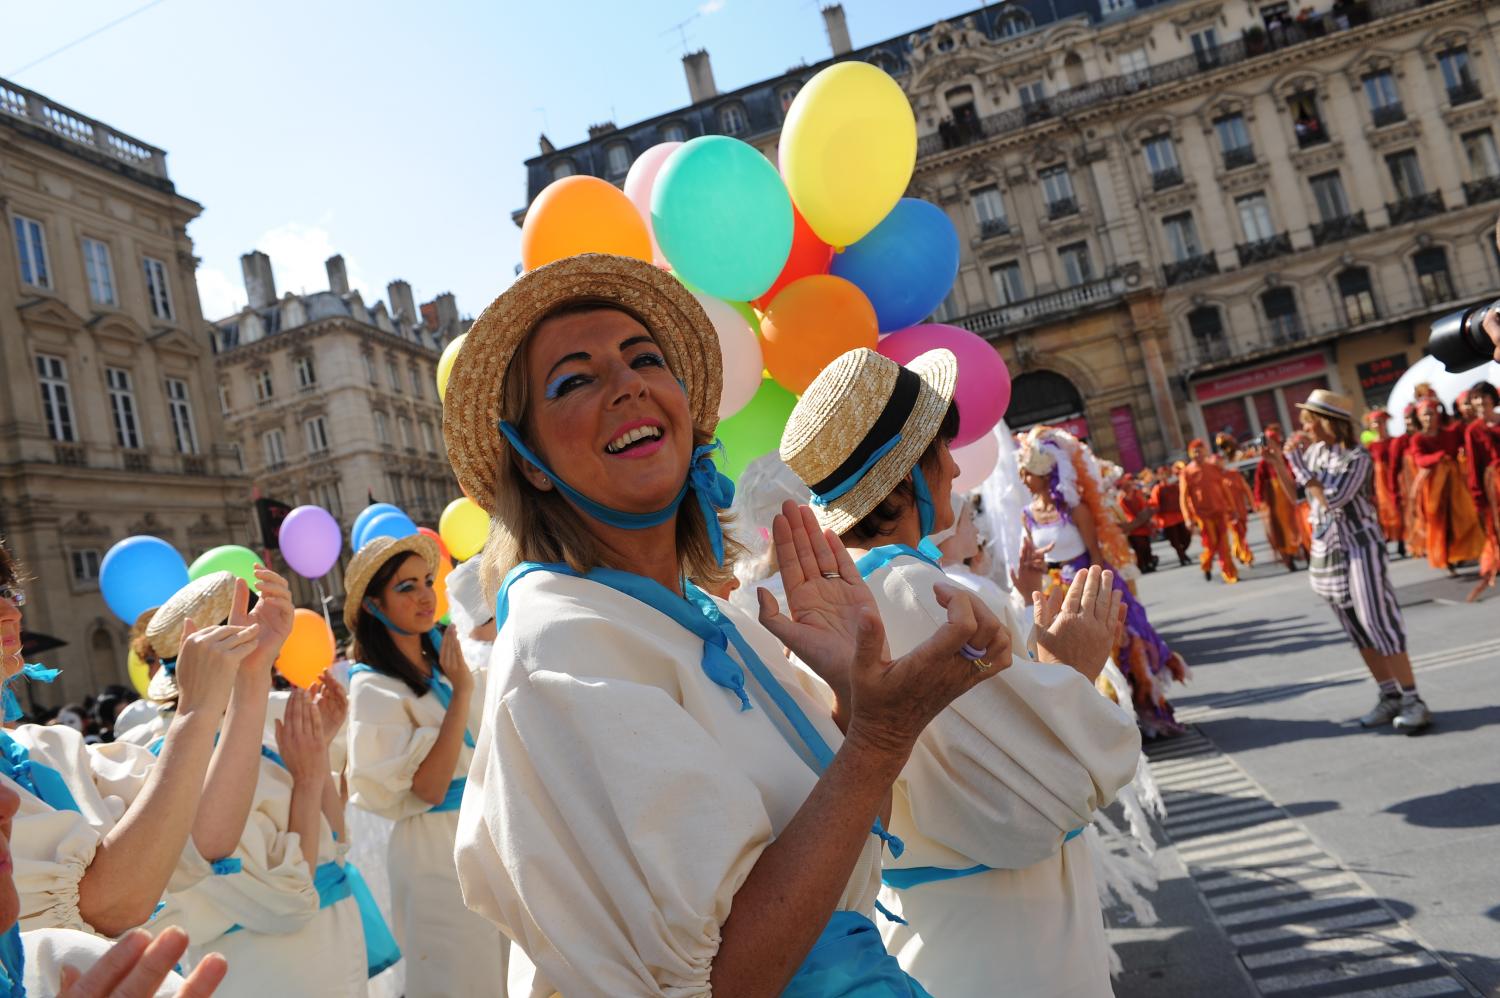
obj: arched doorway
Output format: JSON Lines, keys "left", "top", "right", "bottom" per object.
{"left": 1006, "top": 370, "right": 1088, "bottom": 437}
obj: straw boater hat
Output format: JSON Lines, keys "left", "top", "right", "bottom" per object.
{"left": 1296, "top": 388, "right": 1357, "bottom": 423}
{"left": 341, "top": 534, "right": 440, "bottom": 633}
{"left": 442, "top": 254, "right": 725, "bottom": 516}
{"left": 780, "top": 347, "right": 957, "bottom": 535}
{"left": 144, "top": 571, "right": 237, "bottom": 703}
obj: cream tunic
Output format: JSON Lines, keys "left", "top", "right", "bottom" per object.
{"left": 151, "top": 749, "right": 366, "bottom": 996}
{"left": 21, "top": 927, "right": 184, "bottom": 995}
{"left": 347, "top": 661, "right": 506, "bottom": 998}
{"left": 3, "top": 723, "right": 210, "bottom": 934}
{"left": 862, "top": 553, "right": 1141, "bottom": 998}
{"left": 455, "top": 571, "right": 885, "bottom": 998}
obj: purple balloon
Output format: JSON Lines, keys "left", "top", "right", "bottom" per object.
{"left": 278, "top": 505, "right": 343, "bottom": 579}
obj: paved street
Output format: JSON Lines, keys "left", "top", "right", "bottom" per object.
{"left": 1106, "top": 530, "right": 1499, "bottom": 998}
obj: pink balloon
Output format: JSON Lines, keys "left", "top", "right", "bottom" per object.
{"left": 951, "top": 431, "right": 1000, "bottom": 493}
{"left": 691, "top": 292, "right": 764, "bottom": 420}
{"left": 878, "top": 323, "right": 1010, "bottom": 448}
{"left": 624, "top": 142, "right": 683, "bottom": 268}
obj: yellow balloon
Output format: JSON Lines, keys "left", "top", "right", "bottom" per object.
{"left": 439, "top": 497, "right": 489, "bottom": 562}
{"left": 436, "top": 333, "right": 467, "bottom": 402}
{"left": 127, "top": 650, "right": 150, "bottom": 697}
{"left": 780, "top": 62, "right": 916, "bottom": 249}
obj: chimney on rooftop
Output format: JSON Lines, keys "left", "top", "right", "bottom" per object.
{"left": 434, "top": 292, "right": 459, "bottom": 335}
{"left": 240, "top": 251, "right": 276, "bottom": 310}
{"left": 822, "top": 4, "right": 852, "bottom": 56}
{"left": 387, "top": 280, "right": 417, "bottom": 325}
{"left": 683, "top": 50, "right": 718, "bottom": 103}
{"left": 326, "top": 255, "right": 349, "bottom": 295}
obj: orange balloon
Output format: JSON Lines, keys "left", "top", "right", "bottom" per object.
{"left": 760, "top": 275, "right": 879, "bottom": 394}
{"left": 433, "top": 554, "right": 454, "bottom": 622}
{"left": 521, "top": 176, "right": 653, "bottom": 271}
{"left": 275, "top": 608, "right": 335, "bottom": 689}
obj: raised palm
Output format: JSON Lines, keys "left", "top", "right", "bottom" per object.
{"left": 228, "top": 566, "right": 295, "bottom": 671}
{"left": 756, "top": 501, "right": 885, "bottom": 703}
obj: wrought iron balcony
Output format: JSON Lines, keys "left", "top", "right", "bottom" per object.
{"left": 181, "top": 455, "right": 209, "bottom": 476}
{"left": 1021, "top": 100, "right": 1054, "bottom": 125}
{"left": 979, "top": 217, "right": 1012, "bottom": 239}
{"left": 122, "top": 451, "right": 152, "bottom": 472}
{"left": 1311, "top": 211, "right": 1369, "bottom": 246}
{"left": 1463, "top": 175, "right": 1500, "bottom": 206}
{"left": 1222, "top": 145, "right": 1256, "bottom": 171}
{"left": 1371, "top": 102, "right": 1406, "bottom": 127}
{"left": 53, "top": 443, "right": 86, "bottom": 467}
{"left": 1046, "top": 196, "right": 1079, "bottom": 220}
{"left": 1193, "top": 333, "right": 1235, "bottom": 366}
{"left": 1236, "top": 233, "right": 1294, "bottom": 266}
{"left": 1267, "top": 314, "right": 1307, "bottom": 345}
{"left": 1386, "top": 191, "right": 1445, "bottom": 225}
{"left": 1163, "top": 252, "right": 1220, "bottom": 287}
{"left": 957, "top": 269, "right": 1131, "bottom": 337}
{"left": 1447, "top": 80, "right": 1483, "bottom": 105}
{"left": 1151, "top": 166, "right": 1183, "bottom": 191}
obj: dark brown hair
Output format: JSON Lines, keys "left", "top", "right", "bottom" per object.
{"left": 844, "top": 402, "right": 960, "bottom": 544}
{"left": 350, "top": 551, "right": 439, "bottom": 697}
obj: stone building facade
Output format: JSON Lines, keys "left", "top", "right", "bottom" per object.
{"left": 0, "top": 77, "right": 249, "bottom": 702}
{"left": 210, "top": 252, "right": 464, "bottom": 608}
{"left": 514, "top": 0, "right": 1499, "bottom": 469}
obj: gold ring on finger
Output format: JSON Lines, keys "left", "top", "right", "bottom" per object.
{"left": 973, "top": 659, "right": 993, "bottom": 672}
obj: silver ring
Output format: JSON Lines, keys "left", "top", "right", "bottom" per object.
{"left": 821, "top": 571, "right": 842, "bottom": 580}
{"left": 960, "top": 642, "right": 987, "bottom": 661}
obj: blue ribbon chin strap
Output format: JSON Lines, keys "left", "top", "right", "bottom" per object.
{"left": 2, "top": 663, "right": 61, "bottom": 723}
{"left": 0, "top": 924, "right": 24, "bottom": 998}
{"left": 497, "top": 421, "right": 736, "bottom": 565}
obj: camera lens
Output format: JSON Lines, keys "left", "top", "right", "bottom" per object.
{"left": 1428, "top": 301, "right": 1497, "bottom": 373}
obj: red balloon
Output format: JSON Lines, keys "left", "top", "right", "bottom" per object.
{"left": 753, "top": 205, "right": 833, "bottom": 311}
{"left": 417, "top": 526, "right": 449, "bottom": 562}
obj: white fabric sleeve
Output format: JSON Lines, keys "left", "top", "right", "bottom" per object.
{"left": 877, "top": 561, "right": 1142, "bottom": 870}
{"left": 23, "top": 927, "right": 183, "bottom": 996}
{"left": 456, "top": 669, "right": 776, "bottom": 998}
{"left": 346, "top": 674, "right": 441, "bottom": 822}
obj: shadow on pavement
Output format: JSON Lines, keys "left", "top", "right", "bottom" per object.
{"left": 1202, "top": 705, "right": 1500, "bottom": 750}
{"left": 1171, "top": 677, "right": 1364, "bottom": 710}
{"left": 1385, "top": 783, "right": 1500, "bottom": 830}
{"left": 1164, "top": 622, "right": 1347, "bottom": 667}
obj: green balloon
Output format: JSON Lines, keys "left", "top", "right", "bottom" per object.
{"left": 716, "top": 379, "right": 797, "bottom": 482}
{"left": 189, "top": 545, "right": 264, "bottom": 592}
{"left": 652, "top": 136, "right": 794, "bottom": 302}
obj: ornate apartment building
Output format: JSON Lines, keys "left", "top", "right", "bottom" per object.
{"left": 210, "top": 252, "right": 464, "bottom": 605}
{"left": 514, "top": 0, "right": 1499, "bottom": 468}
{"left": 0, "top": 77, "right": 249, "bottom": 700}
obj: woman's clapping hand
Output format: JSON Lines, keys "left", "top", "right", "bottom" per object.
{"left": 1031, "top": 565, "right": 1123, "bottom": 681}
{"left": 172, "top": 617, "right": 260, "bottom": 720}
{"left": 57, "top": 927, "right": 227, "bottom": 998}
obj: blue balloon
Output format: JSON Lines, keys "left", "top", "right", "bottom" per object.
{"left": 351, "top": 503, "right": 403, "bottom": 550}
{"left": 99, "top": 536, "right": 190, "bottom": 624}
{"left": 830, "top": 198, "right": 960, "bottom": 332}
{"left": 359, "top": 510, "right": 418, "bottom": 546}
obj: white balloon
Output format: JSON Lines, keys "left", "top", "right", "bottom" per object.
{"left": 691, "top": 292, "right": 764, "bottom": 420}
{"left": 1383, "top": 355, "right": 1500, "bottom": 434}
{"left": 951, "top": 430, "right": 1000, "bottom": 493}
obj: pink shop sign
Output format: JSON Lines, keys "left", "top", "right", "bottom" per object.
{"left": 1194, "top": 353, "right": 1326, "bottom": 402}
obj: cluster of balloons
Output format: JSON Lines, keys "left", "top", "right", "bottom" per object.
{"left": 516, "top": 61, "right": 1012, "bottom": 483}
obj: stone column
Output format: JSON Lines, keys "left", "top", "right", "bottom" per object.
{"left": 1140, "top": 327, "right": 1185, "bottom": 457}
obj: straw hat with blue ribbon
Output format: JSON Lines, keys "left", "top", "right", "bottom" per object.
{"left": 780, "top": 348, "right": 957, "bottom": 535}
{"left": 144, "top": 570, "right": 237, "bottom": 703}
{"left": 342, "top": 534, "right": 441, "bottom": 633}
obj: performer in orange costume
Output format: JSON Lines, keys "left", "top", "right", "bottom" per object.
{"left": 1253, "top": 423, "right": 1307, "bottom": 571}
{"left": 1391, "top": 404, "right": 1422, "bottom": 560}
{"left": 1463, "top": 382, "right": 1500, "bottom": 599}
{"left": 1363, "top": 409, "right": 1404, "bottom": 553}
{"left": 1407, "top": 398, "right": 1484, "bottom": 572}
{"left": 1151, "top": 464, "right": 1192, "bottom": 566}
{"left": 1215, "top": 434, "right": 1257, "bottom": 568}
{"left": 1181, "top": 437, "right": 1239, "bottom": 583}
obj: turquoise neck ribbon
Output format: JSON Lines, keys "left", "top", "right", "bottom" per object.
{"left": 2, "top": 664, "right": 60, "bottom": 723}
{"left": 0, "top": 730, "right": 80, "bottom": 814}
{"left": 495, "top": 563, "right": 904, "bottom": 858}
{"left": 497, "top": 421, "right": 736, "bottom": 565}
{"left": 0, "top": 924, "right": 23, "bottom": 998}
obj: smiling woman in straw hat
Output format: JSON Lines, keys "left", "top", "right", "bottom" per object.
{"left": 1263, "top": 388, "right": 1432, "bottom": 734}
{"left": 781, "top": 348, "right": 1141, "bottom": 998}
{"left": 341, "top": 532, "right": 505, "bottom": 996}
{"left": 443, "top": 252, "right": 1006, "bottom": 997}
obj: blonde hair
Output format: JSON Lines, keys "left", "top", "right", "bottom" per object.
{"left": 478, "top": 308, "right": 742, "bottom": 604}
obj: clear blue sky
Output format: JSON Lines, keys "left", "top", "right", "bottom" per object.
{"left": 5, "top": 0, "right": 976, "bottom": 322}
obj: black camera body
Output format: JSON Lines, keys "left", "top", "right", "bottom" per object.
{"left": 1429, "top": 300, "right": 1499, "bottom": 372}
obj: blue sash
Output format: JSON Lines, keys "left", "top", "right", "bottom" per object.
{"left": 497, "top": 564, "right": 927, "bottom": 996}
{"left": 855, "top": 548, "right": 1088, "bottom": 890}
{"left": 350, "top": 648, "right": 471, "bottom": 809}
{"left": 0, "top": 924, "right": 24, "bottom": 998}
{"left": 0, "top": 731, "right": 81, "bottom": 814}
{"left": 343, "top": 863, "right": 402, "bottom": 977}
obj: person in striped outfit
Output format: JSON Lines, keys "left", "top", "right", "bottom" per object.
{"left": 1263, "top": 390, "right": 1431, "bottom": 734}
